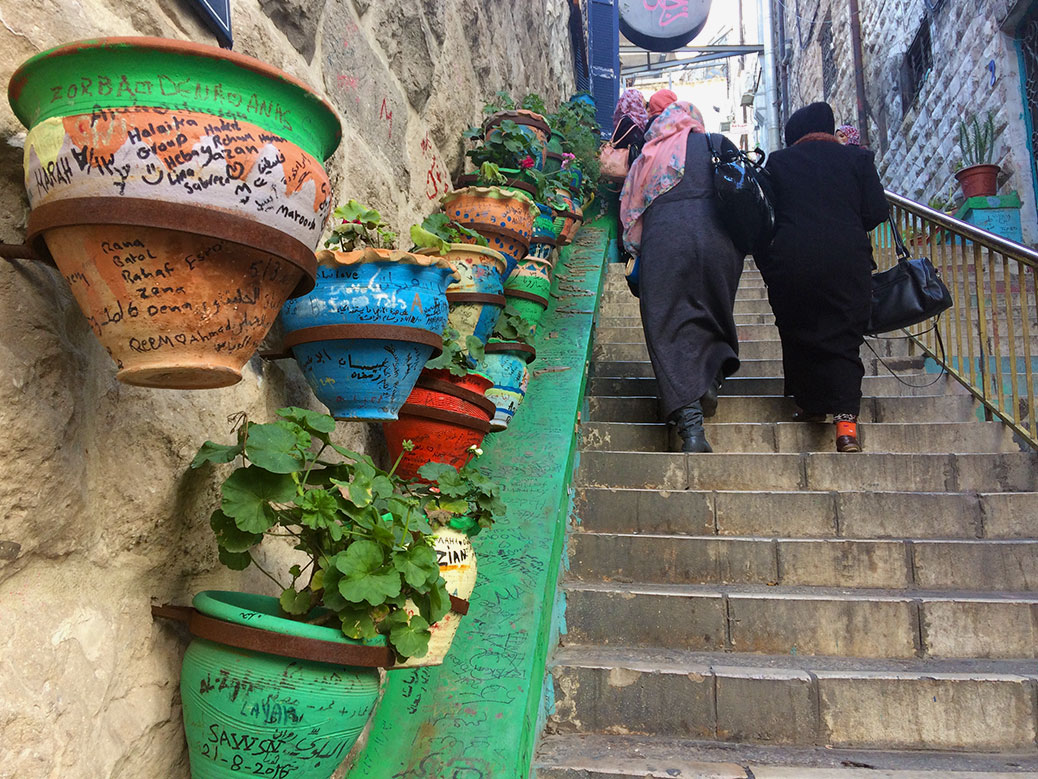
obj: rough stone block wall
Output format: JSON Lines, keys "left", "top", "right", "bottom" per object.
{"left": 780, "top": 0, "right": 1038, "bottom": 243}
{"left": 0, "top": 1, "right": 574, "bottom": 776}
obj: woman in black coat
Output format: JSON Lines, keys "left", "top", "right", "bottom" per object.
{"left": 755, "top": 102, "right": 889, "bottom": 452}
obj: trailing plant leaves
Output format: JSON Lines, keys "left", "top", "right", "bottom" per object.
{"left": 276, "top": 407, "right": 336, "bottom": 437}
{"left": 191, "top": 440, "right": 243, "bottom": 469}
{"left": 414, "top": 579, "right": 451, "bottom": 624}
{"left": 244, "top": 423, "right": 306, "bottom": 474}
{"left": 218, "top": 547, "right": 252, "bottom": 570}
{"left": 393, "top": 544, "right": 440, "bottom": 589}
{"left": 335, "top": 542, "right": 402, "bottom": 605}
{"left": 210, "top": 509, "right": 263, "bottom": 553}
{"left": 221, "top": 466, "right": 296, "bottom": 533}
{"left": 339, "top": 603, "right": 378, "bottom": 640}
{"left": 409, "top": 225, "right": 450, "bottom": 255}
{"left": 387, "top": 611, "right": 431, "bottom": 658}
{"left": 297, "top": 489, "right": 343, "bottom": 540}
{"left": 280, "top": 588, "right": 312, "bottom": 616}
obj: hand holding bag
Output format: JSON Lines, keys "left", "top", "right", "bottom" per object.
{"left": 706, "top": 134, "right": 775, "bottom": 255}
{"left": 866, "top": 217, "right": 953, "bottom": 335}
{"left": 600, "top": 123, "right": 636, "bottom": 183}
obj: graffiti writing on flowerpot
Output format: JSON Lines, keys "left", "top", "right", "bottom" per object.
{"left": 25, "top": 109, "right": 331, "bottom": 247}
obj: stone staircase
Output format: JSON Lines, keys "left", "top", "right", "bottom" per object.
{"left": 534, "top": 261, "right": 1038, "bottom": 778}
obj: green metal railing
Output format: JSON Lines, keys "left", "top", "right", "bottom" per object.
{"left": 872, "top": 192, "right": 1038, "bottom": 448}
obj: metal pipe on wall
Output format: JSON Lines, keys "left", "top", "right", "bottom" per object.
{"left": 757, "top": 0, "right": 782, "bottom": 150}
{"left": 848, "top": 0, "right": 870, "bottom": 146}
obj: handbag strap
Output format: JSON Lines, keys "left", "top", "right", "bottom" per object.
{"left": 609, "top": 121, "right": 637, "bottom": 147}
{"left": 864, "top": 315, "right": 948, "bottom": 388}
{"left": 887, "top": 216, "right": 912, "bottom": 261}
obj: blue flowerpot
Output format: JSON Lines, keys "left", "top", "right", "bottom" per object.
{"left": 419, "top": 244, "right": 507, "bottom": 348}
{"left": 280, "top": 249, "right": 455, "bottom": 420}
{"left": 481, "top": 340, "right": 536, "bottom": 431}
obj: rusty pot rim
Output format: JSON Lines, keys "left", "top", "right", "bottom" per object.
{"left": 415, "top": 244, "right": 507, "bottom": 274}
{"left": 396, "top": 402, "right": 492, "bottom": 434}
{"left": 483, "top": 109, "right": 551, "bottom": 136}
{"left": 442, "top": 185, "right": 537, "bottom": 212}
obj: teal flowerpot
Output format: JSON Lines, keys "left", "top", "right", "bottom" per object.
{"left": 528, "top": 203, "right": 558, "bottom": 261}
{"left": 482, "top": 340, "right": 536, "bottom": 431}
{"left": 179, "top": 591, "right": 383, "bottom": 779}
{"left": 504, "top": 289, "right": 549, "bottom": 333}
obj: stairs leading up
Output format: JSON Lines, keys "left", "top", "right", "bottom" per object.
{"left": 534, "top": 261, "right": 1038, "bottom": 778}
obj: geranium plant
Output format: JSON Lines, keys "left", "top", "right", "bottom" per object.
{"left": 416, "top": 459, "right": 506, "bottom": 537}
{"left": 409, "top": 213, "right": 489, "bottom": 256}
{"left": 325, "top": 199, "right": 399, "bottom": 252}
{"left": 425, "top": 326, "right": 486, "bottom": 375}
{"left": 191, "top": 407, "right": 450, "bottom": 660}
{"left": 491, "top": 303, "right": 537, "bottom": 346}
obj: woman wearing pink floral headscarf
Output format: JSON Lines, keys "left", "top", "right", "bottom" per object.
{"left": 619, "top": 101, "right": 745, "bottom": 453}
{"left": 836, "top": 124, "right": 861, "bottom": 146}
{"left": 611, "top": 88, "right": 649, "bottom": 167}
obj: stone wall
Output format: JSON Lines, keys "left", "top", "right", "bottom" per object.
{"left": 778, "top": 0, "right": 1038, "bottom": 244}
{"left": 0, "top": 1, "right": 574, "bottom": 776}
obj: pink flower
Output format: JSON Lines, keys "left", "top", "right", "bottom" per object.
{"left": 561, "top": 152, "right": 576, "bottom": 169}
{"left": 519, "top": 156, "right": 535, "bottom": 170}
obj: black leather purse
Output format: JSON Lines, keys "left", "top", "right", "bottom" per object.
{"left": 706, "top": 133, "right": 775, "bottom": 255}
{"left": 866, "top": 218, "right": 953, "bottom": 336}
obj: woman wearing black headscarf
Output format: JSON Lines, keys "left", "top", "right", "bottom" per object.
{"left": 755, "top": 102, "right": 889, "bottom": 452}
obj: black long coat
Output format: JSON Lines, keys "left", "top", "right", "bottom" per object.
{"left": 639, "top": 132, "right": 744, "bottom": 421}
{"left": 755, "top": 137, "right": 889, "bottom": 416}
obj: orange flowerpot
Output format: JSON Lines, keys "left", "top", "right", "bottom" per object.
{"left": 954, "top": 164, "right": 1000, "bottom": 199}
{"left": 441, "top": 186, "right": 536, "bottom": 277}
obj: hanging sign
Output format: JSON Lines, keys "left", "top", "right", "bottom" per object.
{"left": 190, "top": 0, "right": 233, "bottom": 47}
{"left": 619, "top": 0, "right": 712, "bottom": 52}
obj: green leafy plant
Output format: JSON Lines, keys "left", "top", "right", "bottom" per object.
{"left": 465, "top": 119, "right": 539, "bottom": 171}
{"left": 416, "top": 460, "right": 506, "bottom": 537}
{"left": 409, "top": 214, "right": 489, "bottom": 255}
{"left": 325, "top": 199, "right": 399, "bottom": 252}
{"left": 191, "top": 407, "right": 449, "bottom": 660}
{"left": 482, "top": 90, "right": 516, "bottom": 114}
{"left": 958, "top": 111, "right": 996, "bottom": 168}
{"left": 519, "top": 93, "right": 548, "bottom": 115}
{"left": 491, "top": 303, "right": 536, "bottom": 346}
{"left": 548, "top": 100, "right": 601, "bottom": 202}
{"left": 424, "top": 326, "right": 486, "bottom": 376}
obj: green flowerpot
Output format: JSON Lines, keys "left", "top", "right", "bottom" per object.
{"left": 179, "top": 591, "right": 382, "bottom": 779}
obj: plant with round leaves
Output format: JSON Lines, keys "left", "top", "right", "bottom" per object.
{"left": 409, "top": 214, "right": 489, "bottom": 256}
{"left": 424, "top": 326, "right": 486, "bottom": 376}
{"left": 191, "top": 407, "right": 450, "bottom": 660}
{"left": 548, "top": 100, "right": 601, "bottom": 201}
{"left": 325, "top": 199, "right": 399, "bottom": 252}
{"left": 490, "top": 303, "right": 536, "bottom": 346}
{"left": 415, "top": 459, "right": 506, "bottom": 537}
{"left": 465, "top": 119, "right": 540, "bottom": 172}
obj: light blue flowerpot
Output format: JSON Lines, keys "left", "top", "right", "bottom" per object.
{"left": 481, "top": 340, "right": 536, "bottom": 431}
{"left": 280, "top": 250, "right": 454, "bottom": 420}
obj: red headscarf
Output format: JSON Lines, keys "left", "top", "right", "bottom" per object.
{"left": 647, "top": 89, "right": 678, "bottom": 118}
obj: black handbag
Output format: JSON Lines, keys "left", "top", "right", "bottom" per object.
{"left": 866, "top": 217, "right": 953, "bottom": 336}
{"left": 706, "top": 133, "right": 775, "bottom": 255}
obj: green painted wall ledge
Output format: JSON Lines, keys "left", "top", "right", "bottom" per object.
{"left": 346, "top": 216, "right": 611, "bottom": 779}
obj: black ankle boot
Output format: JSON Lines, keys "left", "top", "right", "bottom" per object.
{"left": 671, "top": 401, "right": 713, "bottom": 453}
{"left": 700, "top": 370, "right": 723, "bottom": 418}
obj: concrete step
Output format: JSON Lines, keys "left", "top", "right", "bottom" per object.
{"left": 567, "top": 533, "right": 1038, "bottom": 591}
{"left": 592, "top": 338, "right": 922, "bottom": 362}
{"left": 579, "top": 421, "right": 1020, "bottom": 454}
{"left": 585, "top": 394, "right": 981, "bottom": 424}
{"left": 562, "top": 581, "right": 1038, "bottom": 659}
{"left": 575, "top": 450, "right": 1038, "bottom": 493}
{"left": 572, "top": 487, "right": 1038, "bottom": 539}
{"left": 535, "top": 734, "right": 1038, "bottom": 778}
{"left": 603, "top": 298, "right": 775, "bottom": 317}
{"left": 595, "top": 324, "right": 781, "bottom": 343}
{"left": 596, "top": 314, "right": 776, "bottom": 328}
{"left": 587, "top": 374, "right": 966, "bottom": 400}
{"left": 590, "top": 355, "right": 930, "bottom": 379}
{"left": 547, "top": 646, "right": 1038, "bottom": 750}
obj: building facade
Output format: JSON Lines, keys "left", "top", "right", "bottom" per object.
{"left": 772, "top": 0, "right": 1038, "bottom": 244}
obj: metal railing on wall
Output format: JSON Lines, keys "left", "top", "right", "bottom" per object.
{"left": 873, "top": 191, "right": 1038, "bottom": 449}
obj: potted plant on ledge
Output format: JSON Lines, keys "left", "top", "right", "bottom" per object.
{"left": 481, "top": 304, "right": 538, "bottom": 431}
{"left": 279, "top": 200, "right": 457, "bottom": 421}
{"left": 163, "top": 407, "right": 455, "bottom": 778}
{"left": 954, "top": 111, "right": 1000, "bottom": 199}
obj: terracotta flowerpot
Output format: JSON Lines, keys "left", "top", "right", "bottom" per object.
{"left": 484, "top": 109, "right": 551, "bottom": 170}
{"left": 551, "top": 188, "right": 584, "bottom": 247}
{"left": 481, "top": 340, "right": 536, "bottom": 431}
{"left": 954, "top": 163, "right": 1000, "bottom": 199}
{"left": 393, "top": 527, "right": 477, "bottom": 669}
{"left": 382, "top": 369, "right": 494, "bottom": 479}
{"left": 280, "top": 248, "right": 456, "bottom": 421}
{"left": 441, "top": 186, "right": 536, "bottom": 278}
{"left": 8, "top": 37, "right": 340, "bottom": 389}
{"left": 416, "top": 244, "right": 506, "bottom": 347}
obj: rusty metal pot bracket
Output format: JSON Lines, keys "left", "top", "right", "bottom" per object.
{"left": 0, "top": 242, "right": 45, "bottom": 263}
{"left": 151, "top": 598, "right": 471, "bottom": 664}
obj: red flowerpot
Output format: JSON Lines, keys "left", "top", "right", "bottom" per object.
{"left": 954, "top": 164, "right": 1000, "bottom": 199}
{"left": 383, "top": 369, "right": 494, "bottom": 479}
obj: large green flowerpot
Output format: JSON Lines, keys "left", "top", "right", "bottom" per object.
{"left": 179, "top": 591, "right": 382, "bottom": 779}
